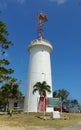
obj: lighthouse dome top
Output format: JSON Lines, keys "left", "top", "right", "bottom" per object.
{"left": 28, "top": 39, "right": 53, "bottom": 52}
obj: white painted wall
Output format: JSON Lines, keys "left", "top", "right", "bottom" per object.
{"left": 24, "top": 39, "right": 53, "bottom": 112}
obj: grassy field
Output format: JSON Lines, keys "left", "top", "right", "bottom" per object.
{"left": 0, "top": 112, "right": 81, "bottom": 129}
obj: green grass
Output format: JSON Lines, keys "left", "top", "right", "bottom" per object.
{"left": 0, "top": 112, "right": 81, "bottom": 129}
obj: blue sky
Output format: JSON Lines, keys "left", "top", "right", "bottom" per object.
{"left": 0, "top": 0, "right": 81, "bottom": 104}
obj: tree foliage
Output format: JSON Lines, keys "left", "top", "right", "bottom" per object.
{"left": 53, "top": 89, "right": 69, "bottom": 101}
{"left": 0, "top": 20, "right": 22, "bottom": 109}
{"left": 0, "top": 20, "right": 14, "bottom": 83}
{"left": 70, "top": 99, "right": 79, "bottom": 106}
{"left": 33, "top": 81, "right": 51, "bottom": 113}
{"left": 53, "top": 89, "right": 79, "bottom": 108}
{"left": 0, "top": 78, "right": 22, "bottom": 109}
{"left": 0, "top": 79, "right": 22, "bottom": 99}
{"left": 33, "top": 81, "right": 51, "bottom": 97}
{"left": 0, "top": 21, "right": 12, "bottom": 54}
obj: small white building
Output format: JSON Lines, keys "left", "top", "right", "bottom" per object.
{"left": 8, "top": 97, "right": 24, "bottom": 111}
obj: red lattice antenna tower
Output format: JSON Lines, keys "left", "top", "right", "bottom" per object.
{"left": 37, "top": 12, "right": 48, "bottom": 40}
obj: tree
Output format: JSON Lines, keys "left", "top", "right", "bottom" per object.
{"left": 0, "top": 21, "right": 12, "bottom": 54}
{"left": 33, "top": 81, "right": 51, "bottom": 113}
{"left": 0, "top": 78, "right": 22, "bottom": 110}
{"left": 70, "top": 99, "right": 79, "bottom": 107}
{"left": 53, "top": 89, "right": 69, "bottom": 102}
{"left": 53, "top": 89, "right": 80, "bottom": 112}
{"left": 0, "top": 20, "right": 23, "bottom": 110}
{"left": 0, "top": 20, "right": 13, "bottom": 83}
{"left": 0, "top": 59, "right": 14, "bottom": 83}
{"left": 33, "top": 81, "right": 51, "bottom": 97}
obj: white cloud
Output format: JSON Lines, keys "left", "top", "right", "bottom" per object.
{"left": 49, "top": 0, "right": 67, "bottom": 5}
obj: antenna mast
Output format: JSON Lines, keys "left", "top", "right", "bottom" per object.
{"left": 37, "top": 12, "right": 48, "bottom": 40}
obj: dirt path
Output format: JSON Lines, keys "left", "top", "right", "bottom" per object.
{"left": 61, "top": 121, "right": 81, "bottom": 130}
{"left": 0, "top": 126, "right": 25, "bottom": 130}
{"left": 0, "top": 121, "right": 81, "bottom": 130}
{"left": 0, "top": 126, "right": 55, "bottom": 130}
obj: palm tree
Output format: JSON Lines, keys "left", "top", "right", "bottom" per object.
{"left": 0, "top": 79, "right": 22, "bottom": 111}
{"left": 33, "top": 81, "right": 51, "bottom": 114}
{"left": 53, "top": 89, "right": 69, "bottom": 102}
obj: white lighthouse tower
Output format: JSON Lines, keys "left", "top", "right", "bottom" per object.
{"left": 24, "top": 13, "right": 53, "bottom": 112}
